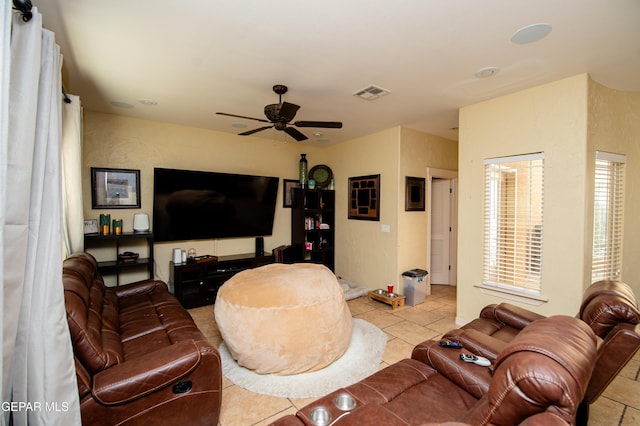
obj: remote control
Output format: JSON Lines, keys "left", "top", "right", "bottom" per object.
{"left": 460, "top": 353, "right": 491, "bottom": 367}
{"left": 438, "top": 339, "right": 463, "bottom": 349}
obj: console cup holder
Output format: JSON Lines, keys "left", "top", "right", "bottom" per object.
{"left": 309, "top": 406, "right": 332, "bottom": 426}
{"left": 333, "top": 392, "right": 356, "bottom": 411}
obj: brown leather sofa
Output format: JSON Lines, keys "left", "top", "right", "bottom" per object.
{"left": 442, "top": 280, "right": 640, "bottom": 420}
{"left": 270, "top": 315, "right": 597, "bottom": 425}
{"left": 63, "top": 252, "right": 221, "bottom": 425}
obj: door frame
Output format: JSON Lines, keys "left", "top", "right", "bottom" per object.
{"left": 427, "top": 168, "right": 458, "bottom": 286}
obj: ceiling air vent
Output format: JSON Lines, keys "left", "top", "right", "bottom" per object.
{"left": 353, "top": 85, "right": 390, "bottom": 100}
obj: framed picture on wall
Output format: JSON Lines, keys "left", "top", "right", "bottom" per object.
{"left": 91, "top": 167, "right": 141, "bottom": 209}
{"left": 405, "top": 176, "right": 426, "bottom": 211}
{"left": 348, "top": 174, "right": 380, "bottom": 221}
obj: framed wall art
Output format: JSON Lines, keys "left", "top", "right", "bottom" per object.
{"left": 91, "top": 167, "right": 141, "bottom": 209}
{"left": 348, "top": 174, "right": 380, "bottom": 221}
{"left": 405, "top": 176, "right": 426, "bottom": 211}
{"left": 282, "top": 179, "right": 298, "bottom": 208}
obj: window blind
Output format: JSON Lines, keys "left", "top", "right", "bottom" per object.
{"left": 483, "top": 153, "right": 544, "bottom": 295}
{"left": 592, "top": 151, "right": 626, "bottom": 282}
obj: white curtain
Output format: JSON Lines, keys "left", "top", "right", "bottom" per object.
{"left": 2, "top": 6, "right": 81, "bottom": 426}
{"left": 0, "top": 1, "right": 10, "bottom": 422}
{"left": 62, "top": 94, "right": 83, "bottom": 257}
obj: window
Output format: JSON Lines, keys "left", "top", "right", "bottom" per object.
{"left": 483, "top": 153, "right": 544, "bottom": 295}
{"left": 592, "top": 151, "right": 626, "bottom": 282}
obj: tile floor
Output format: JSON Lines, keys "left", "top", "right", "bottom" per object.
{"left": 188, "top": 284, "right": 640, "bottom": 426}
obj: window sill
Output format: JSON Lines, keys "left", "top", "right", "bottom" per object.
{"left": 474, "top": 283, "right": 549, "bottom": 306}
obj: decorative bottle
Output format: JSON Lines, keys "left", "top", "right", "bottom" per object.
{"left": 299, "top": 153, "right": 308, "bottom": 188}
{"left": 99, "top": 214, "right": 111, "bottom": 235}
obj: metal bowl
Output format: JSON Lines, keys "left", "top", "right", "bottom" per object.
{"left": 118, "top": 252, "right": 139, "bottom": 263}
{"left": 387, "top": 293, "right": 399, "bottom": 298}
{"left": 309, "top": 406, "right": 332, "bottom": 426}
{"left": 334, "top": 393, "right": 356, "bottom": 411}
{"left": 374, "top": 289, "right": 386, "bottom": 295}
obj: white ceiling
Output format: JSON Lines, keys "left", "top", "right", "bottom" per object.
{"left": 37, "top": 0, "right": 640, "bottom": 146}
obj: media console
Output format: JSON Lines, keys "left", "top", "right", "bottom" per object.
{"left": 170, "top": 252, "right": 274, "bottom": 308}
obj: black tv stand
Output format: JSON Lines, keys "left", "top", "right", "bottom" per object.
{"left": 170, "top": 252, "right": 274, "bottom": 309}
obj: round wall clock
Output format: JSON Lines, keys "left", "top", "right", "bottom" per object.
{"left": 309, "top": 165, "right": 333, "bottom": 188}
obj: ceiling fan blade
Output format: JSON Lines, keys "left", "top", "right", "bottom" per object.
{"left": 239, "top": 126, "right": 273, "bottom": 136}
{"left": 284, "top": 126, "right": 308, "bottom": 141}
{"left": 294, "top": 121, "right": 343, "bottom": 129}
{"left": 279, "top": 102, "right": 300, "bottom": 122}
{"left": 216, "top": 112, "right": 270, "bottom": 123}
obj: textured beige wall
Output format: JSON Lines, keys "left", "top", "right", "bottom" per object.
{"left": 398, "top": 127, "right": 458, "bottom": 291}
{"left": 457, "top": 74, "right": 591, "bottom": 323}
{"left": 586, "top": 79, "right": 640, "bottom": 296}
{"left": 326, "top": 127, "right": 401, "bottom": 289}
{"left": 82, "top": 113, "right": 459, "bottom": 292}
{"left": 82, "top": 111, "right": 326, "bottom": 283}
{"left": 82, "top": 75, "right": 638, "bottom": 317}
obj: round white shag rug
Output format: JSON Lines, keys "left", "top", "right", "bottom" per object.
{"left": 218, "top": 318, "right": 387, "bottom": 398}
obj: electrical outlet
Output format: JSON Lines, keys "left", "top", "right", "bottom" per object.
{"left": 381, "top": 224, "right": 391, "bottom": 233}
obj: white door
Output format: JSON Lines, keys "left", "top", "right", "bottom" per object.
{"left": 431, "top": 179, "right": 451, "bottom": 284}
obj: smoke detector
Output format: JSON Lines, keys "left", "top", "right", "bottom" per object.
{"left": 475, "top": 66, "right": 500, "bottom": 78}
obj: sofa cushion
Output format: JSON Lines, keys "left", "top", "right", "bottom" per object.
{"left": 64, "top": 270, "right": 124, "bottom": 373}
{"left": 346, "top": 358, "right": 438, "bottom": 405}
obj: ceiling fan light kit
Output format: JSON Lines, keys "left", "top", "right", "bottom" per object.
{"left": 217, "top": 85, "right": 342, "bottom": 142}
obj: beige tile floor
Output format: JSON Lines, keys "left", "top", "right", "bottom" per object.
{"left": 188, "top": 284, "right": 640, "bottom": 426}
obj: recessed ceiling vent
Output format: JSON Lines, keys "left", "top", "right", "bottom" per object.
{"left": 353, "top": 85, "right": 390, "bottom": 100}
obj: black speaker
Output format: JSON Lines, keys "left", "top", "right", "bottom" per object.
{"left": 255, "top": 237, "right": 264, "bottom": 256}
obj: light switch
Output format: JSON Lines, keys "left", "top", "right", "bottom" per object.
{"left": 381, "top": 224, "right": 391, "bottom": 233}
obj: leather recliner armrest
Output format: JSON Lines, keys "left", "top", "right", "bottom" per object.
{"left": 112, "top": 279, "right": 168, "bottom": 299}
{"left": 493, "top": 303, "right": 546, "bottom": 329}
{"left": 268, "top": 414, "right": 305, "bottom": 426}
{"left": 411, "top": 340, "right": 492, "bottom": 399}
{"left": 92, "top": 340, "right": 201, "bottom": 405}
{"left": 442, "top": 329, "right": 506, "bottom": 361}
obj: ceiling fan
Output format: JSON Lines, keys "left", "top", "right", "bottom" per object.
{"left": 216, "top": 84, "right": 342, "bottom": 141}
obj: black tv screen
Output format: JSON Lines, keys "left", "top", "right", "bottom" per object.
{"left": 153, "top": 168, "right": 279, "bottom": 242}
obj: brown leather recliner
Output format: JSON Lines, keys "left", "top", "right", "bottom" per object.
{"left": 63, "top": 252, "right": 222, "bottom": 425}
{"left": 270, "top": 315, "right": 597, "bottom": 425}
{"left": 443, "top": 280, "right": 640, "bottom": 410}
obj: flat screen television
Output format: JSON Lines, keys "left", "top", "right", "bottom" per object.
{"left": 153, "top": 167, "right": 279, "bottom": 242}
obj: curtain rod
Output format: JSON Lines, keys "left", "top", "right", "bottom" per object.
{"left": 13, "top": 0, "right": 33, "bottom": 22}
{"left": 12, "top": 0, "right": 72, "bottom": 104}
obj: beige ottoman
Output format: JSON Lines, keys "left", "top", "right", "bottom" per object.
{"left": 214, "top": 263, "right": 352, "bottom": 375}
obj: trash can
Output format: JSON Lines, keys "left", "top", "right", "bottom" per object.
{"left": 402, "top": 269, "right": 429, "bottom": 306}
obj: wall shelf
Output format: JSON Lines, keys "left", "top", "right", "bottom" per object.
{"left": 84, "top": 232, "right": 154, "bottom": 286}
{"left": 291, "top": 188, "right": 335, "bottom": 271}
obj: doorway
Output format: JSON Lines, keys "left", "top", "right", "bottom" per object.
{"left": 428, "top": 169, "right": 458, "bottom": 286}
